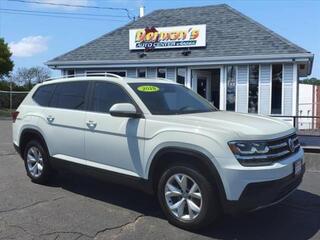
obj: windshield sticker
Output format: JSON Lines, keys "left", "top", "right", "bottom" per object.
{"left": 137, "top": 85, "right": 160, "bottom": 92}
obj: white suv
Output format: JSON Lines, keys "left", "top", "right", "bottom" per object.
{"left": 12, "top": 74, "right": 304, "bottom": 230}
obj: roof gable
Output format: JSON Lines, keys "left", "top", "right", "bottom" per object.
{"left": 47, "top": 4, "right": 310, "bottom": 65}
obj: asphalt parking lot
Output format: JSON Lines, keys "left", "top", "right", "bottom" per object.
{"left": 0, "top": 120, "right": 319, "bottom": 240}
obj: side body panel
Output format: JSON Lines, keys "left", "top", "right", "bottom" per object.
{"left": 39, "top": 107, "right": 87, "bottom": 159}
{"left": 85, "top": 112, "right": 146, "bottom": 177}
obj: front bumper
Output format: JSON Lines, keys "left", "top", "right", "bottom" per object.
{"left": 224, "top": 163, "right": 305, "bottom": 214}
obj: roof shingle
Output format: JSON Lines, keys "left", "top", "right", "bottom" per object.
{"left": 47, "top": 4, "right": 310, "bottom": 65}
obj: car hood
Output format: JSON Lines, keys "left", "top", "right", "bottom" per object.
{"left": 155, "top": 111, "right": 295, "bottom": 140}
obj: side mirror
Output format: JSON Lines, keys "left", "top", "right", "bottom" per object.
{"left": 109, "top": 103, "right": 142, "bottom": 118}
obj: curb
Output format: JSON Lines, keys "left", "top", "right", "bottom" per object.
{"left": 303, "top": 147, "right": 320, "bottom": 154}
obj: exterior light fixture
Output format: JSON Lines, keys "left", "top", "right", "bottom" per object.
{"left": 182, "top": 49, "right": 191, "bottom": 56}
{"left": 138, "top": 52, "right": 147, "bottom": 58}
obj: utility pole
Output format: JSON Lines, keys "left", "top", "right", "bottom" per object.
{"left": 9, "top": 77, "right": 12, "bottom": 112}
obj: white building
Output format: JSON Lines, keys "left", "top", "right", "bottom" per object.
{"left": 46, "top": 4, "right": 314, "bottom": 117}
{"left": 298, "top": 84, "right": 319, "bottom": 129}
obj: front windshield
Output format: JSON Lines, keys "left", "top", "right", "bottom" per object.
{"left": 129, "top": 83, "right": 217, "bottom": 115}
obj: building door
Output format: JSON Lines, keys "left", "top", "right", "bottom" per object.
{"left": 192, "top": 69, "right": 221, "bottom": 108}
{"left": 211, "top": 69, "right": 220, "bottom": 109}
{"left": 192, "top": 70, "right": 212, "bottom": 100}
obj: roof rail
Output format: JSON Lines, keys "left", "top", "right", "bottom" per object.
{"left": 44, "top": 72, "right": 123, "bottom": 82}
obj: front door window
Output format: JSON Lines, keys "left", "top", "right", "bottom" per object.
{"left": 226, "top": 66, "right": 236, "bottom": 111}
{"left": 197, "top": 77, "right": 207, "bottom": 99}
{"left": 192, "top": 69, "right": 220, "bottom": 109}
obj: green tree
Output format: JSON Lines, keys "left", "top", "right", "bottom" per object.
{"left": 0, "top": 38, "right": 14, "bottom": 79}
{"left": 299, "top": 77, "right": 320, "bottom": 85}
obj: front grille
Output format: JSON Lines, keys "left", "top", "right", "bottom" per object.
{"left": 267, "top": 134, "right": 300, "bottom": 161}
{"left": 236, "top": 134, "right": 300, "bottom": 164}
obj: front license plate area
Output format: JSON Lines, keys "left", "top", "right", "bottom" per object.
{"left": 294, "top": 160, "right": 302, "bottom": 176}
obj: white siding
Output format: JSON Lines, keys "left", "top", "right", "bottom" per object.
{"left": 166, "top": 67, "right": 175, "bottom": 81}
{"left": 127, "top": 68, "right": 136, "bottom": 78}
{"left": 283, "top": 63, "right": 294, "bottom": 115}
{"left": 147, "top": 68, "right": 156, "bottom": 78}
{"left": 75, "top": 69, "right": 85, "bottom": 75}
{"left": 298, "top": 84, "right": 315, "bottom": 129}
{"left": 259, "top": 64, "right": 271, "bottom": 115}
{"left": 236, "top": 65, "right": 248, "bottom": 113}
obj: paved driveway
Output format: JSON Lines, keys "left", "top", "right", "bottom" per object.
{"left": 0, "top": 120, "right": 319, "bottom": 240}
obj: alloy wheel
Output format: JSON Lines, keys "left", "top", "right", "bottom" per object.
{"left": 164, "top": 173, "right": 202, "bottom": 221}
{"left": 26, "top": 146, "right": 44, "bottom": 178}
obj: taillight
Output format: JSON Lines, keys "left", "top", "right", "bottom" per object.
{"left": 12, "top": 111, "right": 19, "bottom": 123}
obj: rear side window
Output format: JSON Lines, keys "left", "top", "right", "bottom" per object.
{"left": 32, "top": 84, "right": 56, "bottom": 106}
{"left": 90, "top": 82, "right": 133, "bottom": 113}
{"left": 50, "top": 81, "right": 89, "bottom": 110}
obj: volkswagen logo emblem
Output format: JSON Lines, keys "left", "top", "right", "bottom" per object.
{"left": 288, "top": 138, "right": 295, "bottom": 152}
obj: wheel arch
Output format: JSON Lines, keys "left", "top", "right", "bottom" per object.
{"left": 19, "top": 128, "right": 50, "bottom": 158}
{"left": 147, "top": 146, "right": 227, "bottom": 204}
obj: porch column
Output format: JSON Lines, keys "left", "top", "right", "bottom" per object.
{"left": 259, "top": 64, "right": 272, "bottom": 115}
{"left": 236, "top": 65, "right": 248, "bottom": 113}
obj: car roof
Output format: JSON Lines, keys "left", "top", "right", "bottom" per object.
{"left": 40, "top": 76, "right": 177, "bottom": 86}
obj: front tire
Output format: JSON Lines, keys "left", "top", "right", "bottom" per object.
{"left": 23, "top": 140, "right": 53, "bottom": 184}
{"left": 157, "top": 164, "right": 221, "bottom": 230}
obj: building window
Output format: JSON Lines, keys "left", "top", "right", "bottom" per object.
{"left": 271, "top": 64, "right": 283, "bottom": 114}
{"left": 66, "top": 69, "right": 75, "bottom": 77}
{"left": 137, "top": 68, "right": 146, "bottom": 78}
{"left": 86, "top": 71, "right": 126, "bottom": 77}
{"left": 248, "top": 65, "right": 259, "bottom": 113}
{"left": 157, "top": 68, "right": 166, "bottom": 78}
{"left": 176, "top": 67, "right": 186, "bottom": 85}
{"left": 108, "top": 71, "right": 126, "bottom": 77}
{"left": 226, "top": 66, "right": 236, "bottom": 111}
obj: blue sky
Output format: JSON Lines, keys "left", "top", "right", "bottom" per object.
{"left": 0, "top": 0, "right": 319, "bottom": 78}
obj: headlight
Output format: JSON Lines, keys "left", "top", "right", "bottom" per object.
{"left": 228, "top": 141, "right": 272, "bottom": 166}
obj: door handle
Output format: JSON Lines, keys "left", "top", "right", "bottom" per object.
{"left": 47, "top": 115, "right": 55, "bottom": 123}
{"left": 86, "top": 120, "right": 97, "bottom": 128}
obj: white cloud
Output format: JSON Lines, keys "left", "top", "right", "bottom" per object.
{"left": 9, "top": 36, "right": 49, "bottom": 57}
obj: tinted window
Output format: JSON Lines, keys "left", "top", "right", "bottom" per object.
{"left": 157, "top": 68, "right": 166, "bottom": 78}
{"left": 129, "top": 83, "right": 216, "bottom": 115}
{"left": 66, "top": 69, "right": 75, "bottom": 77}
{"left": 137, "top": 68, "right": 146, "bottom": 78}
{"left": 176, "top": 68, "right": 186, "bottom": 85}
{"left": 33, "top": 84, "right": 56, "bottom": 106}
{"left": 86, "top": 72, "right": 126, "bottom": 77}
{"left": 271, "top": 64, "right": 282, "bottom": 114}
{"left": 91, "top": 82, "right": 133, "bottom": 113}
{"left": 107, "top": 71, "right": 126, "bottom": 77}
{"left": 226, "top": 66, "right": 236, "bottom": 111}
{"left": 50, "top": 81, "right": 88, "bottom": 110}
{"left": 248, "top": 65, "right": 259, "bottom": 113}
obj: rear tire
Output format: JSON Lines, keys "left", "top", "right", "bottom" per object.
{"left": 23, "top": 140, "right": 53, "bottom": 184}
{"left": 157, "top": 163, "right": 221, "bottom": 230}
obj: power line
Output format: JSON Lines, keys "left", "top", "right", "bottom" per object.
{"left": 0, "top": 10, "right": 128, "bottom": 22}
{"left": 0, "top": 7, "right": 127, "bottom": 18}
{"left": 7, "top": 0, "right": 135, "bottom": 19}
